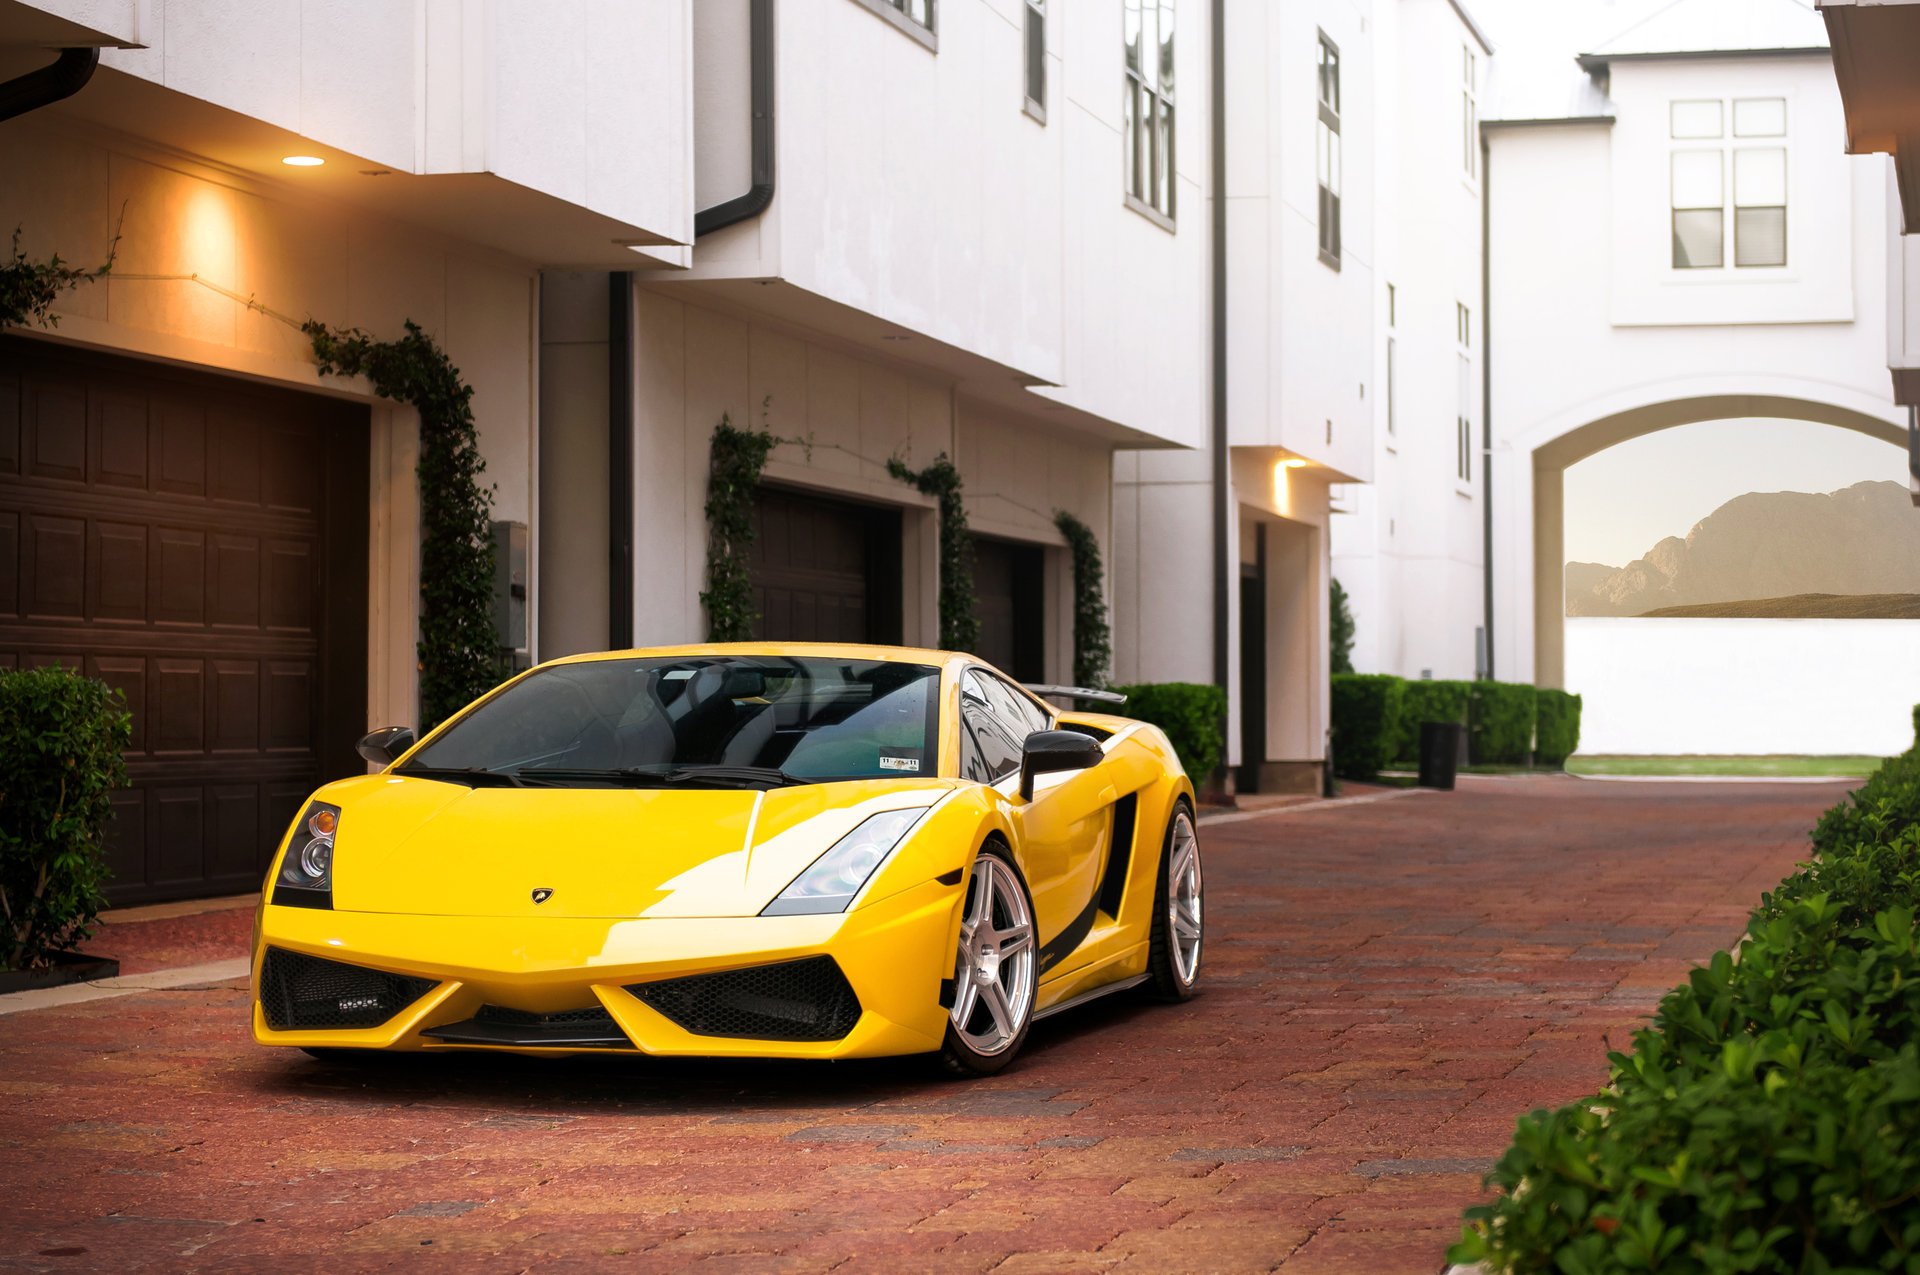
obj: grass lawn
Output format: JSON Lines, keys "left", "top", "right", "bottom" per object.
{"left": 1566, "top": 755, "right": 1881, "bottom": 778}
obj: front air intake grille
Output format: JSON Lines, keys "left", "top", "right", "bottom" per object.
{"left": 421, "top": 1003, "right": 633, "bottom": 1049}
{"left": 628, "top": 956, "right": 862, "bottom": 1042}
{"left": 474, "top": 1005, "right": 620, "bottom": 1028}
{"left": 259, "top": 947, "right": 437, "bottom": 1031}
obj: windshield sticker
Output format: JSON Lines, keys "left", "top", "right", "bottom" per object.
{"left": 879, "top": 755, "right": 922, "bottom": 772}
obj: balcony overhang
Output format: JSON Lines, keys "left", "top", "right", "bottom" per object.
{"left": 1820, "top": 0, "right": 1920, "bottom": 232}
{"left": 0, "top": 51, "right": 685, "bottom": 269}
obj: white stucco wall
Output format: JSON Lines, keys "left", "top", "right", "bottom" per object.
{"left": 0, "top": 115, "right": 542, "bottom": 730}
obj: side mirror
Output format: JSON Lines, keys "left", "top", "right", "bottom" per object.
{"left": 1019, "top": 729, "right": 1105, "bottom": 801}
{"left": 357, "top": 726, "right": 415, "bottom": 767}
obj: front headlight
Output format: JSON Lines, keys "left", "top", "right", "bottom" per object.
{"left": 761, "top": 808, "right": 927, "bottom": 916}
{"left": 273, "top": 802, "right": 340, "bottom": 910}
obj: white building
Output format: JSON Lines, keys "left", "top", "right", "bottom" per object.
{"left": 1328, "top": 0, "right": 1492, "bottom": 684}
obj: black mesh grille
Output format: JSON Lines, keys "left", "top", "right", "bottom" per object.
{"left": 628, "top": 956, "right": 862, "bottom": 1042}
{"left": 474, "top": 1004, "right": 619, "bottom": 1029}
{"left": 259, "top": 947, "right": 436, "bottom": 1031}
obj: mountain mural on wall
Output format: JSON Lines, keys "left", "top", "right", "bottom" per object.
{"left": 1565, "top": 480, "right": 1920, "bottom": 618}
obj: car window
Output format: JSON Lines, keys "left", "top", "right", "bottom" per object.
{"left": 960, "top": 701, "right": 1023, "bottom": 783}
{"left": 965, "top": 669, "right": 1050, "bottom": 744}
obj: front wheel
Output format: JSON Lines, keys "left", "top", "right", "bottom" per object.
{"left": 940, "top": 845, "right": 1038, "bottom": 1077}
{"left": 1145, "top": 803, "right": 1202, "bottom": 1000}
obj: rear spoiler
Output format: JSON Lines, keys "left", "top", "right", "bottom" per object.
{"left": 1024, "top": 684, "right": 1128, "bottom": 707}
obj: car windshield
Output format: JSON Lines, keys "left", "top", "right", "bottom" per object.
{"left": 400, "top": 655, "right": 942, "bottom": 787}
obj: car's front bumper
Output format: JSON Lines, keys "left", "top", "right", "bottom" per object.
{"left": 250, "top": 877, "right": 961, "bottom": 1059}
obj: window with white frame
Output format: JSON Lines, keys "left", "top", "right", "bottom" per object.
{"left": 1124, "top": 0, "right": 1176, "bottom": 223}
{"left": 1670, "top": 96, "right": 1787, "bottom": 270}
{"left": 1317, "top": 33, "right": 1341, "bottom": 265}
{"left": 1024, "top": 0, "right": 1045, "bottom": 119}
{"left": 1462, "top": 46, "right": 1479, "bottom": 179}
{"left": 1456, "top": 304, "right": 1473, "bottom": 485}
{"left": 1385, "top": 283, "right": 1397, "bottom": 439}
{"left": 853, "top": 0, "right": 936, "bottom": 46}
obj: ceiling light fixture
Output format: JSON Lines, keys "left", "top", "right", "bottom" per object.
{"left": 1281, "top": 458, "right": 1308, "bottom": 469}
{"left": 281, "top": 155, "right": 324, "bottom": 168}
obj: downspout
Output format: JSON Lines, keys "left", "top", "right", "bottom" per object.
{"left": 1480, "top": 131, "right": 1495, "bottom": 680}
{"left": 695, "top": 0, "right": 776, "bottom": 237}
{"left": 0, "top": 47, "right": 98, "bottom": 123}
{"left": 608, "top": 271, "right": 634, "bottom": 649}
{"left": 1209, "top": 0, "right": 1230, "bottom": 779}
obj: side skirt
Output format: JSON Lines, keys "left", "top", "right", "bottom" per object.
{"left": 1033, "top": 973, "right": 1149, "bottom": 1023}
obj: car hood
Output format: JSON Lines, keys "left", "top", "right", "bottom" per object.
{"left": 321, "top": 774, "right": 957, "bottom": 919}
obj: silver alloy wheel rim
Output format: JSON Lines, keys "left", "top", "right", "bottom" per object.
{"left": 950, "top": 856, "right": 1036, "bottom": 1056}
{"left": 1168, "top": 812, "right": 1202, "bottom": 984}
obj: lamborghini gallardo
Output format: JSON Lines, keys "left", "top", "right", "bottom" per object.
{"left": 251, "top": 644, "right": 1203, "bottom": 1075}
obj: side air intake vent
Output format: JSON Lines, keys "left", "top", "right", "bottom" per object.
{"left": 259, "top": 947, "right": 437, "bottom": 1031}
{"left": 628, "top": 956, "right": 862, "bottom": 1042}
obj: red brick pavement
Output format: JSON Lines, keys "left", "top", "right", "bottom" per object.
{"left": 0, "top": 776, "right": 1844, "bottom": 1273}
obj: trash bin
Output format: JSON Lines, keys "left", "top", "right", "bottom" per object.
{"left": 1418, "top": 721, "right": 1466, "bottom": 790}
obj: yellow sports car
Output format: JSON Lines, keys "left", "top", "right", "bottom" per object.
{"left": 251, "top": 643, "right": 1202, "bottom": 1076}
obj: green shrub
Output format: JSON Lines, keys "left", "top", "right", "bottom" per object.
{"left": 1392, "top": 679, "right": 1472, "bottom": 763}
{"left": 1330, "top": 674, "right": 1404, "bottom": 780}
{"left": 1812, "top": 749, "right": 1920, "bottom": 859}
{"left": 1111, "top": 682, "right": 1225, "bottom": 781}
{"left": 1469, "top": 680, "right": 1536, "bottom": 765}
{"left": 0, "top": 667, "right": 132, "bottom": 970}
{"left": 1453, "top": 746, "right": 1920, "bottom": 1274}
{"left": 1534, "top": 689, "right": 1583, "bottom": 768}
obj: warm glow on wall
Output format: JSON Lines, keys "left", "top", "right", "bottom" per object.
{"left": 1270, "top": 458, "right": 1295, "bottom": 519}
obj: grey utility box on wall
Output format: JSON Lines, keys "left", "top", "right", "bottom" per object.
{"left": 491, "top": 520, "right": 529, "bottom": 661}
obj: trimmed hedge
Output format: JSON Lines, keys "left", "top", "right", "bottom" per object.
{"left": 1393, "top": 679, "right": 1473, "bottom": 763}
{"left": 1534, "top": 689, "right": 1583, "bottom": 768}
{"left": 1330, "top": 674, "right": 1405, "bottom": 780}
{"left": 1111, "top": 682, "right": 1226, "bottom": 781}
{"left": 1452, "top": 736, "right": 1920, "bottom": 1273}
{"left": 0, "top": 667, "right": 132, "bottom": 971}
{"left": 1470, "top": 680, "right": 1537, "bottom": 765}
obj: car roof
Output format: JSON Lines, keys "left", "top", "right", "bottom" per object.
{"left": 539, "top": 642, "right": 974, "bottom": 670}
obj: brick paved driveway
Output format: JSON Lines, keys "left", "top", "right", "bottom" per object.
{"left": 0, "top": 776, "right": 1845, "bottom": 1273}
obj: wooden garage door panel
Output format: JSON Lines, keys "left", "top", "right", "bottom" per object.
{"left": 749, "top": 488, "right": 899, "bottom": 645}
{"left": 0, "top": 336, "right": 370, "bottom": 904}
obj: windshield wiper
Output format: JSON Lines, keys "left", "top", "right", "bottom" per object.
{"left": 392, "top": 766, "right": 524, "bottom": 788}
{"left": 512, "top": 766, "right": 675, "bottom": 788}
{"left": 663, "top": 765, "right": 809, "bottom": 789}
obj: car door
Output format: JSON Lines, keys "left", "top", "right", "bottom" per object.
{"left": 959, "top": 670, "right": 1114, "bottom": 974}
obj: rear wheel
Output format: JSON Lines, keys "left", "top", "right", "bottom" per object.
{"left": 940, "top": 845, "right": 1038, "bottom": 1077}
{"left": 1145, "top": 803, "right": 1202, "bottom": 1000}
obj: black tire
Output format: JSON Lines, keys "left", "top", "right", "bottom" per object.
{"left": 1145, "top": 800, "right": 1202, "bottom": 1001}
{"left": 939, "top": 844, "right": 1039, "bottom": 1078}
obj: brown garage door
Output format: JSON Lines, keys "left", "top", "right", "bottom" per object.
{"left": 750, "top": 486, "right": 901, "bottom": 644}
{"left": 0, "top": 337, "right": 368, "bottom": 905}
{"left": 974, "top": 536, "right": 1045, "bottom": 681}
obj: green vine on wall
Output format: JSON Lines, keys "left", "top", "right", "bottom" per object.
{"left": 1054, "top": 510, "right": 1112, "bottom": 688}
{"left": 887, "top": 453, "right": 980, "bottom": 653}
{"left": 1, "top": 225, "right": 117, "bottom": 331}
{"left": 702, "top": 412, "right": 784, "bottom": 641}
{"left": 304, "top": 319, "right": 497, "bottom": 731}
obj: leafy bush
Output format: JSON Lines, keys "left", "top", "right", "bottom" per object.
{"left": 1111, "top": 682, "right": 1225, "bottom": 781}
{"left": 0, "top": 668, "right": 131, "bottom": 970}
{"left": 1452, "top": 751, "right": 1920, "bottom": 1273}
{"left": 1535, "top": 689, "right": 1584, "bottom": 768}
{"left": 1330, "top": 674, "right": 1404, "bottom": 780}
{"left": 1393, "top": 680, "right": 1472, "bottom": 763}
{"left": 1330, "top": 579, "right": 1356, "bottom": 675}
{"left": 1811, "top": 748, "right": 1920, "bottom": 859}
{"left": 1470, "top": 680, "right": 1537, "bottom": 765}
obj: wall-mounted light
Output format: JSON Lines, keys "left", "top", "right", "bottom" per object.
{"left": 281, "top": 155, "right": 324, "bottom": 168}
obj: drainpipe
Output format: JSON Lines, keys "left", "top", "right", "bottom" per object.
{"left": 1209, "top": 0, "right": 1230, "bottom": 777}
{"left": 696, "top": 0, "right": 776, "bottom": 237}
{"left": 608, "top": 271, "right": 634, "bottom": 649}
{"left": 0, "top": 47, "right": 98, "bottom": 123}
{"left": 1480, "top": 132, "right": 1495, "bottom": 679}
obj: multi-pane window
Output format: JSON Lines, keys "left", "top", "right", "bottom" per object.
{"left": 1456, "top": 305, "right": 1472, "bottom": 485}
{"left": 1670, "top": 97, "right": 1787, "bottom": 270}
{"left": 1124, "top": 0, "right": 1176, "bottom": 223}
{"left": 854, "top": 0, "right": 935, "bottom": 46}
{"left": 1462, "top": 46, "right": 1479, "bottom": 179}
{"left": 1317, "top": 33, "right": 1341, "bottom": 265}
{"left": 1024, "top": 0, "right": 1045, "bottom": 120}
